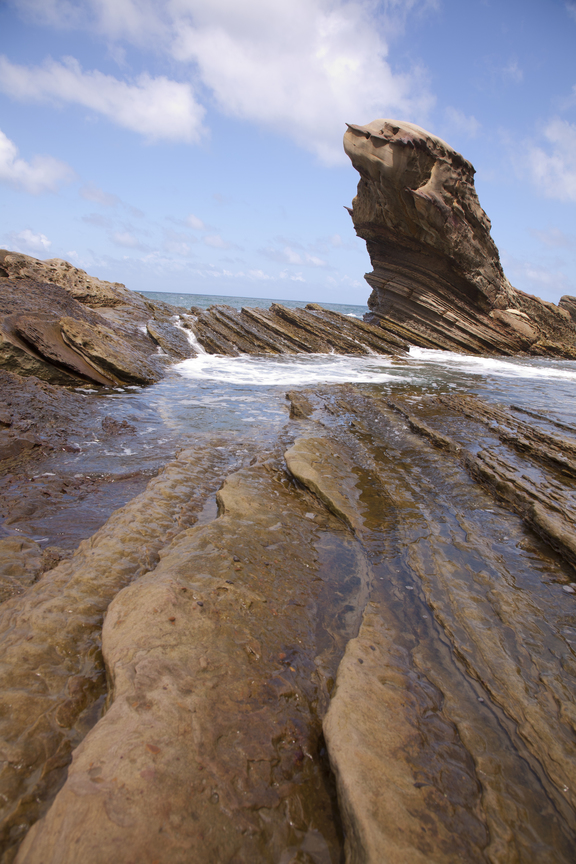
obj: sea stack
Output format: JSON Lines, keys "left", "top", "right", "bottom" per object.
{"left": 344, "top": 119, "right": 576, "bottom": 357}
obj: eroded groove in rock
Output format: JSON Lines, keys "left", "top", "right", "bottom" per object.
{"left": 386, "top": 393, "right": 576, "bottom": 569}
{"left": 0, "top": 442, "right": 244, "bottom": 862}
{"left": 286, "top": 387, "right": 576, "bottom": 862}
{"left": 13, "top": 450, "right": 372, "bottom": 864}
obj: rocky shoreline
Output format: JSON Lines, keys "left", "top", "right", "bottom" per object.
{"left": 1, "top": 121, "right": 576, "bottom": 862}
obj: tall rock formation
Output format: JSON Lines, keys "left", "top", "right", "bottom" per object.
{"left": 344, "top": 119, "right": 576, "bottom": 357}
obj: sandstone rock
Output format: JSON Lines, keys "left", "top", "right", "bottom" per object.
{"left": 0, "top": 536, "right": 43, "bottom": 602}
{"left": 59, "top": 317, "right": 162, "bottom": 385}
{"left": 0, "top": 252, "right": 200, "bottom": 383}
{"left": 0, "top": 444, "right": 248, "bottom": 860}
{"left": 190, "top": 302, "right": 407, "bottom": 357}
{"left": 285, "top": 437, "right": 364, "bottom": 533}
{"left": 559, "top": 295, "right": 576, "bottom": 324}
{"left": 12, "top": 314, "right": 115, "bottom": 385}
{"left": 344, "top": 120, "right": 576, "bottom": 357}
{"left": 146, "top": 319, "right": 196, "bottom": 359}
{"left": 13, "top": 452, "right": 355, "bottom": 864}
{"left": 0, "top": 250, "right": 128, "bottom": 308}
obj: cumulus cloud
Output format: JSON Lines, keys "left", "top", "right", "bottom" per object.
{"left": 6, "top": 228, "right": 52, "bottom": 253}
{"left": 0, "top": 55, "right": 206, "bottom": 143}
{"left": 0, "top": 128, "right": 74, "bottom": 193}
{"left": 9, "top": 0, "right": 434, "bottom": 163}
{"left": 527, "top": 118, "right": 576, "bottom": 201}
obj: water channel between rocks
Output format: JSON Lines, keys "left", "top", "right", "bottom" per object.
{"left": 1, "top": 348, "right": 576, "bottom": 863}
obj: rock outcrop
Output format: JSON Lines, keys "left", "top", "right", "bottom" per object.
{"left": 191, "top": 302, "right": 407, "bottom": 356}
{"left": 344, "top": 120, "right": 576, "bottom": 357}
{"left": 0, "top": 250, "right": 406, "bottom": 385}
{"left": 0, "top": 251, "right": 196, "bottom": 386}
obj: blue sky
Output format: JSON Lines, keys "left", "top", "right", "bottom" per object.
{"left": 0, "top": 0, "right": 575, "bottom": 305}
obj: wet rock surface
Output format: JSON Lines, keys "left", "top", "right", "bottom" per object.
{"left": 344, "top": 120, "right": 576, "bottom": 357}
{"left": 0, "top": 379, "right": 573, "bottom": 862}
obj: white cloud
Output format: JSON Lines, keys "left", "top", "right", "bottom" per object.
{"left": 530, "top": 227, "right": 575, "bottom": 249}
{"left": 111, "top": 230, "right": 147, "bottom": 249}
{"left": 566, "top": 2, "right": 576, "bottom": 24}
{"left": 502, "top": 59, "right": 523, "bottom": 83}
{"left": 0, "top": 128, "right": 74, "bottom": 193}
{"left": 10, "top": 0, "right": 434, "bottom": 163}
{"left": 7, "top": 228, "right": 52, "bottom": 253}
{"left": 169, "top": 0, "right": 432, "bottom": 163}
{"left": 261, "top": 244, "right": 328, "bottom": 266}
{"left": 186, "top": 214, "right": 206, "bottom": 230}
{"left": 0, "top": 55, "right": 206, "bottom": 143}
{"left": 80, "top": 183, "right": 120, "bottom": 206}
{"left": 527, "top": 118, "right": 576, "bottom": 201}
{"left": 203, "top": 234, "right": 231, "bottom": 249}
{"left": 444, "top": 107, "right": 480, "bottom": 138}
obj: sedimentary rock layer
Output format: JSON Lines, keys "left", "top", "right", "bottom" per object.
{"left": 2, "top": 384, "right": 575, "bottom": 863}
{"left": 190, "top": 302, "right": 407, "bottom": 356}
{"left": 0, "top": 251, "right": 196, "bottom": 385}
{"left": 344, "top": 120, "right": 576, "bottom": 357}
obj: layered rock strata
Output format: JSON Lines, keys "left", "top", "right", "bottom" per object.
{"left": 0, "top": 251, "right": 196, "bottom": 386}
{"left": 0, "top": 250, "right": 406, "bottom": 385}
{"left": 344, "top": 120, "right": 576, "bottom": 357}
{"left": 190, "top": 302, "right": 407, "bottom": 356}
{"left": 1, "top": 384, "right": 574, "bottom": 863}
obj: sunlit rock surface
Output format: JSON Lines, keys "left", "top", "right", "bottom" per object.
{"left": 344, "top": 120, "right": 576, "bottom": 357}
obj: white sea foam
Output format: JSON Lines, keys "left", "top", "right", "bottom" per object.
{"left": 175, "top": 353, "right": 397, "bottom": 386}
{"left": 174, "top": 346, "right": 576, "bottom": 388}
{"left": 409, "top": 347, "right": 576, "bottom": 381}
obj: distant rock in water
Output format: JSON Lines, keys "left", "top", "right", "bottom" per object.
{"left": 344, "top": 119, "right": 576, "bottom": 357}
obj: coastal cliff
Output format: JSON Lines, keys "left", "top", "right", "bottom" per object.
{"left": 344, "top": 119, "right": 576, "bottom": 357}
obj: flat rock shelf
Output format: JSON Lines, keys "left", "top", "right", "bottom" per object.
{"left": 0, "top": 380, "right": 575, "bottom": 864}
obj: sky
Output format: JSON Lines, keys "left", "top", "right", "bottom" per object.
{"left": 0, "top": 0, "right": 575, "bottom": 306}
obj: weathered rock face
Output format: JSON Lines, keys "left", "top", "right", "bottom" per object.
{"left": 0, "top": 251, "right": 197, "bottom": 385}
{"left": 344, "top": 120, "right": 576, "bottom": 357}
{"left": 190, "top": 302, "right": 407, "bottom": 356}
{"left": 559, "top": 294, "right": 576, "bottom": 324}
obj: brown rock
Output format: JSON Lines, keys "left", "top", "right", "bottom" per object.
{"left": 0, "top": 536, "right": 43, "bottom": 602}
{"left": 59, "top": 317, "right": 162, "bottom": 385}
{"left": 145, "top": 319, "right": 196, "bottom": 359}
{"left": 344, "top": 120, "right": 576, "bottom": 357}
{"left": 0, "top": 250, "right": 128, "bottom": 308}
